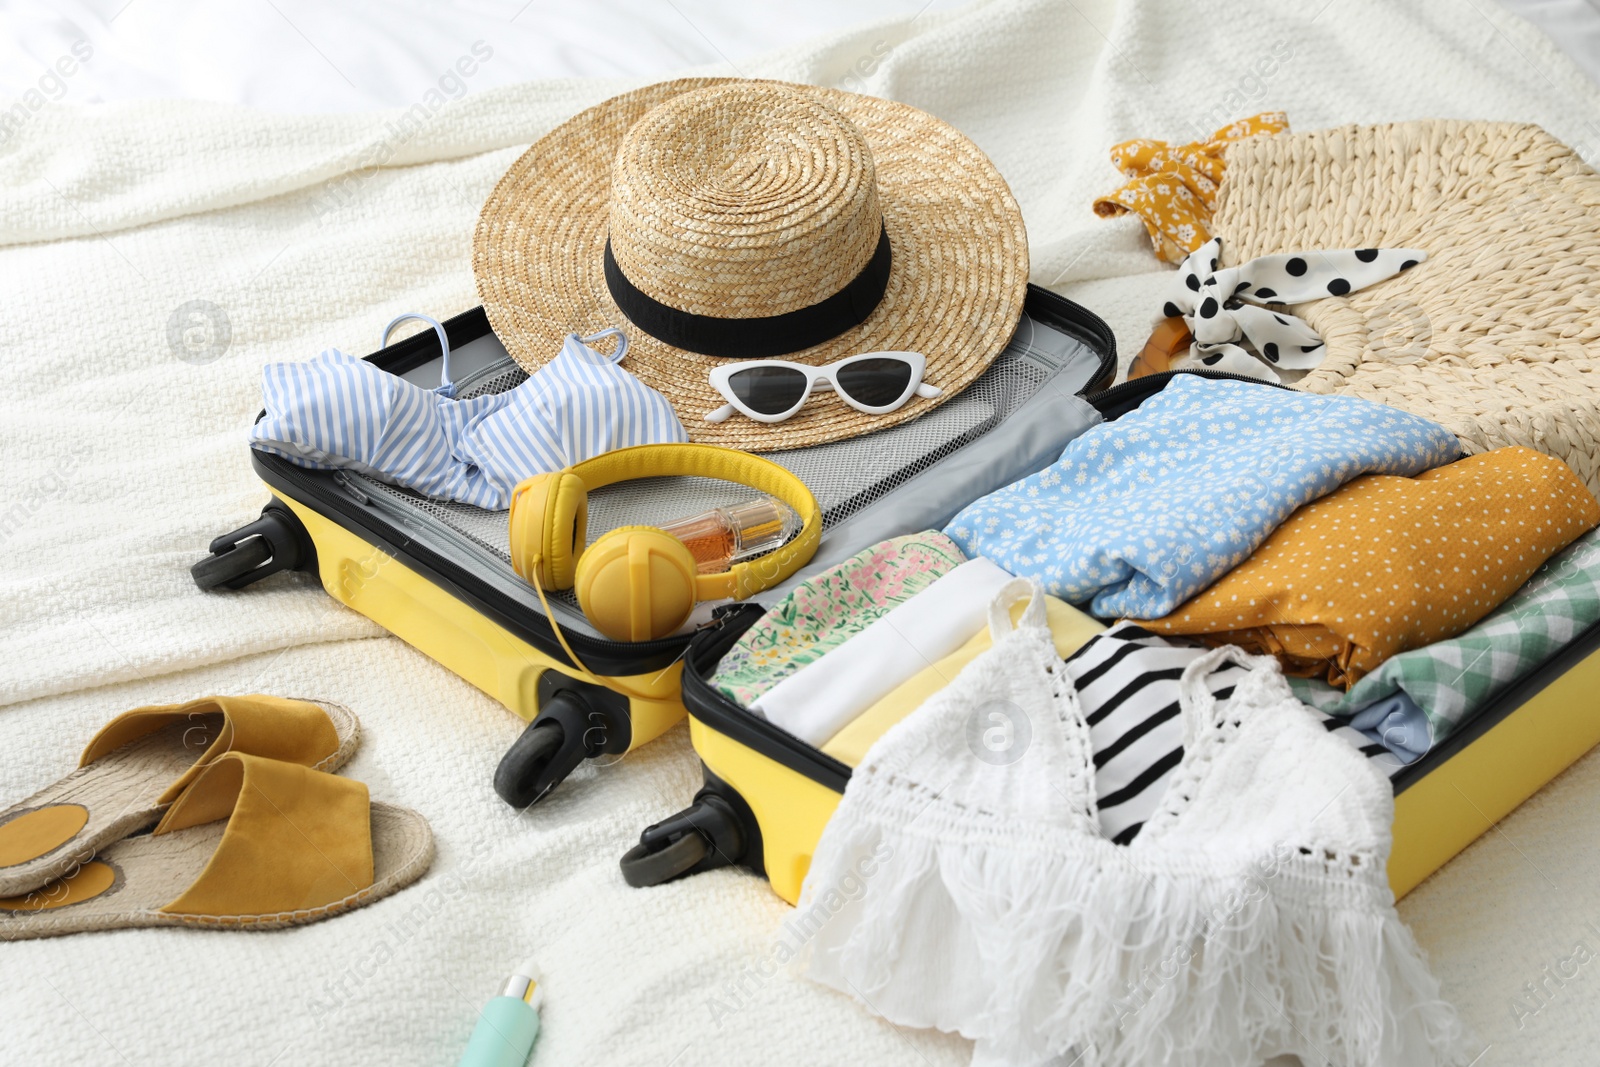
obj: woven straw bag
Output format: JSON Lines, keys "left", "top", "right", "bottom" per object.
{"left": 1212, "top": 120, "right": 1600, "bottom": 496}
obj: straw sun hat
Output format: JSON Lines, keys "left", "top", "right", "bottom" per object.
{"left": 472, "top": 78, "right": 1029, "bottom": 451}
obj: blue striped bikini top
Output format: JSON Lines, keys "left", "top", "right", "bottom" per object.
{"left": 250, "top": 316, "right": 688, "bottom": 510}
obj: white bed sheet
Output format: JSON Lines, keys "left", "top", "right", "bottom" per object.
{"left": 1, "top": 0, "right": 1595, "bottom": 113}
{"left": 1501, "top": 0, "right": 1600, "bottom": 86}
{"left": 3, "top": 2, "right": 1600, "bottom": 1066}
{"left": 0, "top": 0, "right": 971, "bottom": 112}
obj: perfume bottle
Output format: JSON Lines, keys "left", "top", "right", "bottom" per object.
{"left": 658, "top": 497, "right": 802, "bottom": 574}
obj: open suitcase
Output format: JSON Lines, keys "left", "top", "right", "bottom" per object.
{"left": 626, "top": 370, "right": 1600, "bottom": 904}
{"left": 192, "top": 286, "right": 1117, "bottom": 805}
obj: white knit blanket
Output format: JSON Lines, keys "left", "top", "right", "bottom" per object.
{"left": 2, "top": 2, "right": 1598, "bottom": 1064}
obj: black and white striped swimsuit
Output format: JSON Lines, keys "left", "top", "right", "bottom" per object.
{"left": 1065, "top": 622, "right": 1402, "bottom": 844}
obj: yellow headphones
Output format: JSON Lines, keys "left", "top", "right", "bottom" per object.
{"left": 509, "top": 443, "right": 821, "bottom": 643}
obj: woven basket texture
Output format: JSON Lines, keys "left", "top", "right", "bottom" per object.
{"left": 1214, "top": 119, "right": 1600, "bottom": 497}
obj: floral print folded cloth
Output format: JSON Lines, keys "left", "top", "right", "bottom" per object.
{"left": 1093, "top": 111, "right": 1289, "bottom": 264}
{"left": 1147, "top": 447, "right": 1600, "bottom": 689}
{"left": 711, "top": 532, "right": 967, "bottom": 706}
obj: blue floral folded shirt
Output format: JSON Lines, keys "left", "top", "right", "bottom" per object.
{"left": 944, "top": 375, "right": 1460, "bottom": 618}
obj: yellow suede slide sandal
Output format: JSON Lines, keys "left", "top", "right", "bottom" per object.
{"left": 0, "top": 695, "right": 359, "bottom": 898}
{"left": 0, "top": 752, "right": 433, "bottom": 939}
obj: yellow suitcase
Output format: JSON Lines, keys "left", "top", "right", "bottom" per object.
{"left": 625, "top": 371, "right": 1600, "bottom": 903}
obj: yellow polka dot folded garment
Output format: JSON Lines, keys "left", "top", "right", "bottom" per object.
{"left": 1146, "top": 447, "right": 1600, "bottom": 689}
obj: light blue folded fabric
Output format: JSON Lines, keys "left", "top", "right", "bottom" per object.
{"left": 251, "top": 328, "right": 687, "bottom": 509}
{"left": 944, "top": 374, "right": 1461, "bottom": 618}
{"left": 1346, "top": 694, "right": 1430, "bottom": 764}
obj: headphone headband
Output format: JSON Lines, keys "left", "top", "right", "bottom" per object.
{"left": 559, "top": 443, "right": 821, "bottom": 600}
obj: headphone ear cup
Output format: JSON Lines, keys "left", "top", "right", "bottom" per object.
{"left": 575, "top": 527, "right": 699, "bottom": 643}
{"left": 508, "top": 471, "right": 588, "bottom": 589}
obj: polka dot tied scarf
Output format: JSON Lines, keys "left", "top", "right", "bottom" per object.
{"left": 1165, "top": 237, "right": 1425, "bottom": 381}
{"left": 1145, "top": 447, "right": 1600, "bottom": 690}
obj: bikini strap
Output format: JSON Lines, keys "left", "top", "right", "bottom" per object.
{"left": 987, "top": 577, "right": 1049, "bottom": 640}
{"left": 381, "top": 313, "right": 454, "bottom": 395}
{"left": 577, "top": 327, "right": 630, "bottom": 364}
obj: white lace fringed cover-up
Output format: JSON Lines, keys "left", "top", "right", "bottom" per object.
{"left": 798, "top": 578, "right": 1468, "bottom": 1067}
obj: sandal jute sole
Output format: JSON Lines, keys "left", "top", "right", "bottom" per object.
{"left": 0, "top": 753, "right": 432, "bottom": 940}
{"left": 0, "top": 804, "right": 432, "bottom": 940}
{"left": 0, "top": 697, "right": 359, "bottom": 898}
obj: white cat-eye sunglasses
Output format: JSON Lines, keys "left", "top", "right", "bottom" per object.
{"left": 704, "top": 351, "right": 940, "bottom": 424}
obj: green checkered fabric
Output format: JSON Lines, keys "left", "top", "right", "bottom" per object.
{"left": 1290, "top": 527, "right": 1600, "bottom": 747}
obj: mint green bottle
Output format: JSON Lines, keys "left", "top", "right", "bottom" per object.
{"left": 456, "top": 960, "right": 543, "bottom": 1067}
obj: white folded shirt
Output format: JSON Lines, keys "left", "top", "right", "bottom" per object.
{"left": 752, "top": 557, "right": 1016, "bottom": 745}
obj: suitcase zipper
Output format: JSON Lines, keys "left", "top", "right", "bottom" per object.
{"left": 1086, "top": 368, "right": 1292, "bottom": 419}
{"left": 1031, "top": 290, "right": 1117, "bottom": 394}
{"left": 681, "top": 605, "right": 853, "bottom": 793}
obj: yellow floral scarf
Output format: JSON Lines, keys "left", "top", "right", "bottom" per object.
{"left": 1094, "top": 112, "right": 1289, "bottom": 264}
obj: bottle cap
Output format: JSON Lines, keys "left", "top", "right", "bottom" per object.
{"left": 501, "top": 958, "right": 544, "bottom": 1008}
{"left": 724, "top": 497, "right": 801, "bottom": 561}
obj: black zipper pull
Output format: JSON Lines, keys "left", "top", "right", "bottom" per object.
{"left": 710, "top": 601, "right": 764, "bottom": 627}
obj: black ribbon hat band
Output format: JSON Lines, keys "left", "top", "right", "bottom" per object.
{"left": 603, "top": 224, "right": 892, "bottom": 359}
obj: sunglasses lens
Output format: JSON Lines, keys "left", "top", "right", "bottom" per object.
{"left": 728, "top": 366, "right": 810, "bottom": 416}
{"left": 835, "top": 357, "right": 913, "bottom": 408}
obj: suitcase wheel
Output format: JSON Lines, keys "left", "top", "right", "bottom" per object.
{"left": 618, "top": 829, "right": 709, "bottom": 888}
{"left": 494, "top": 677, "right": 631, "bottom": 809}
{"left": 193, "top": 505, "right": 314, "bottom": 591}
{"left": 619, "top": 782, "right": 752, "bottom": 889}
{"left": 493, "top": 714, "right": 577, "bottom": 808}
